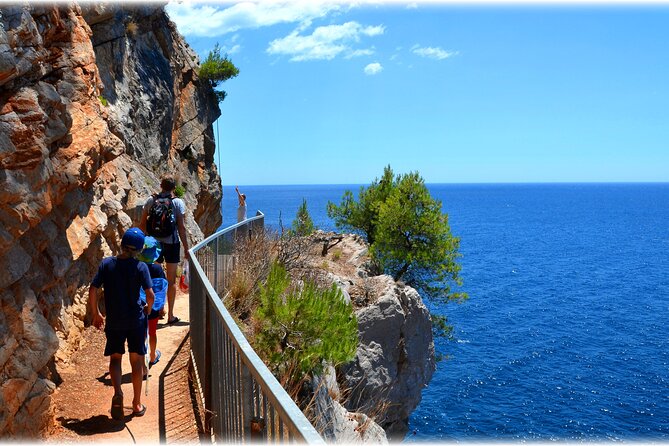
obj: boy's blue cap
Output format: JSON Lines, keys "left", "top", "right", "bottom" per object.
{"left": 121, "top": 227, "right": 145, "bottom": 251}
{"left": 138, "top": 236, "right": 161, "bottom": 263}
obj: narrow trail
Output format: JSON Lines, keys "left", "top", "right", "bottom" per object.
{"left": 47, "top": 290, "right": 201, "bottom": 444}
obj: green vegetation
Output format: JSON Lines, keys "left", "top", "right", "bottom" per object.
{"left": 174, "top": 184, "right": 185, "bottom": 198}
{"left": 327, "top": 166, "right": 395, "bottom": 245}
{"left": 327, "top": 165, "right": 467, "bottom": 303}
{"left": 98, "top": 95, "right": 108, "bottom": 107}
{"left": 254, "top": 262, "right": 358, "bottom": 390}
{"left": 198, "top": 43, "right": 239, "bottom": 102}
{"left": 291, "top": 198, "right": 315, "bottom": 236}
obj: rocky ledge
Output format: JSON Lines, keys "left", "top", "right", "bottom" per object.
{"left": 305, "top": 232, "right": 436, "bottom": 442}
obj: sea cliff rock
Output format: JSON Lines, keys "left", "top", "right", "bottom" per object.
{"left": 0, "top": 3, "right": 221, "bottom": 437}
{"left": 306, "top": 232, "right": 436, "bottom": 441}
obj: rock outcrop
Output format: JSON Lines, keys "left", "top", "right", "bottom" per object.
{"left": 306, "top": 232, "right": 436, "bottom": 441}
{"left": 0, "top": 3, "right": 221, "bottom": 437}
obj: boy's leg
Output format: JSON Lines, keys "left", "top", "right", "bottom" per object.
{"left": 129, "top": 352, "right": 145, "bottom": 412}
{"left": 149, "top": 317, "right": 158, "bottom": 362}
{"left": 109, "top": 353, "right": 123, "bottom": 396}
{"left": 127, "top": 322, "right": 148, "bottom": 414}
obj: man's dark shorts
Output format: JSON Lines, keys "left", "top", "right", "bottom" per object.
{"left": 157, "top": 242, "right": 180, "bottom": 264}
{"left": 104, "top": 324, "right": 148, "bottom": 356}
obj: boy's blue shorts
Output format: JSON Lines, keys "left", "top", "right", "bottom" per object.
{"left": 104, "top": 324, "right": 147, "bottom": 356}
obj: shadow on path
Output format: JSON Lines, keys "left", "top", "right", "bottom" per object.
{"left": 57, "top": 415, "right": 125, "bottom": 436}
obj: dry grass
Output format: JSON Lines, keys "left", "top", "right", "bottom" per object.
{"left": 126, "top": 21, "right": 138, "bottom": 36}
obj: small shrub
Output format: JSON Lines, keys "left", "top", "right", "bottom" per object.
{"left": 225, "top": 269, "right": 254, "bottom": 319}
{"left": 98, "top": 95, "right": 108, "bottom": 107}
{"left": 174, "top": 184, "right": 186, "bottom": 198}
{"left": 291, "top": 198, "right": 315, "bottom": 236}
{"left": 126, "top": 21, "right": 138, "bottom": 36}
{"left": 331, "top": 248, "right": 342, "bottom": 262}
{"left": 199, "top": 43, "right": 239, "bottom": 102}
{"left": 254, "top": 262, "right": 358, "bottom": 393}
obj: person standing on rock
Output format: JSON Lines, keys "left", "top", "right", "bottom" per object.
{"left": 236, "top": 185, "right": 247, "bottom": 222}
{"left": 90, "top": 227, "right": 155, "bottom": 420}
{"left": 139, "top": 175, "right": 190, "bottom": 325}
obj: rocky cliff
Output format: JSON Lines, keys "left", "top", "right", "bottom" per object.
{"left": 0, "top": 3, "right": 221, "bottom": 437}
{"left": 306, "top": 233, "right": 436, "bottom": 442}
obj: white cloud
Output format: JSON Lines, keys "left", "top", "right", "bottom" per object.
{"left": 165, "top": 1, "right": 344, "bottom": 37}
{"left": 407, "top": 2, "right": 419, "bottom": 9}
{"left": 346, "top": 48, "right": 375, "bottom": 58}
{"left": 411, "top": 44, "right": 458, "bottom": 60}
{"left": 226, "top": 44, "right": 241, "bottom": 55}
{"left": 267, "top": 22, "right": 385, "bottom": 62}
{"left": 364, "top": 62, "right": 383, "bottom": 75}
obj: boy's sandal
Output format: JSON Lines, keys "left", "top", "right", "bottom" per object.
{"left": 133, "top": 404, "right": 147, "bottom": 417}
{"left": 111, "top": 394, "right": 124, "bottom": 420}
{"left": 167, "top": 316, "right": 180, "bottom": 325}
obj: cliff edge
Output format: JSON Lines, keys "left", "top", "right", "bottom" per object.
{"left": 305, "top": 232, "right": 436, "bottom": 442}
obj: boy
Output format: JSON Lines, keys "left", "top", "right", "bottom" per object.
{"left": 90, "top": 227, "right": 155, "bottom": 420}
{"left": 137, "top": 236, "right": 167, "bottom": 367}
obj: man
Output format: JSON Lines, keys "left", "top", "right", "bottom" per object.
{"left": 90, "top": 227, "right": 155, "bottom": 420}
{"left": 139, "top": 175, "right": 190, "bottom": 325}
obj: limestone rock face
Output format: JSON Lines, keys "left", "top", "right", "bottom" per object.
{"left": 342, "top": 277, "right": 435, "bottom": 440}
{"left": 0, "top": 3, "right": 221, "bottom": 437}
{"left": 308, "top": 232, "right": 436, "bottom": 441}
{"left": 309, "top": 366, "right": 388, "bottom": 444}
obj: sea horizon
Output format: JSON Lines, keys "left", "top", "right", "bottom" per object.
{"left": 223, "top": 181, "right": 669, "bottom": 187}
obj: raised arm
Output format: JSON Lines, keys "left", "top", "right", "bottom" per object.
{"left": 235, "top": 186, "right": 245, "bottom": 206}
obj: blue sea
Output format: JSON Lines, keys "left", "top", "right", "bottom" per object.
{"left": 221, "top": 183, "right": 669, "bottom": 441}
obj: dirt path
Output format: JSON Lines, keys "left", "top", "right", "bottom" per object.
{"left": 47, "top": 290, "right": 201, "bottom": 444}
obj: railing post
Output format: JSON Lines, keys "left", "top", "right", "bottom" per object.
{"left": 242, "top": 364, "right": 254, "bottom": 441}
{"left": 204, "top": 297, "right": 213, "bottom": 435}
{"left": 214, "top": 236, "right": 219, "bottom": 295}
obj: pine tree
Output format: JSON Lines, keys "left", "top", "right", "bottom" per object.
{"left": 254, "top": 262, "right": 358, "bottom": 389}
{"left": 291, "top": 198, "right": 315, "bottom": 236}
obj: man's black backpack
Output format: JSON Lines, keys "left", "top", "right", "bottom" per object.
{"left": 147, "top": 193, "right": 176, "bottom": 238}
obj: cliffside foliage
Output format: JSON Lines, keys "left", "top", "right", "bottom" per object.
{"left": 199, "top": 43, "right": 239, "bottom": 102}
{"left": 254, "top": 262, "right": 358, "bottom": 390}
{"left": 327, "top": 166, "right": 467, "bottom": 303}
{"left": 223, "top": 231, "right": 356, "bottom": 396}
{"left": 291, "top": 198, "right": 315, "bottom": 236}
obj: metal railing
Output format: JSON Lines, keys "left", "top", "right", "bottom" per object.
{"left": 188, "top": 211, "right": 325, "bottom": 443}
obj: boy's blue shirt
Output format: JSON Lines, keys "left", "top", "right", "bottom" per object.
{"left": 147, "top": 263, "right": 166, "bottom": 280}
{"left": 91, "top": 256, "right": 152, "bottom": 330}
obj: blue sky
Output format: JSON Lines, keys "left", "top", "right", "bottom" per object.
{"left": 165, "top": 2, "right": 669, "bottom": 185}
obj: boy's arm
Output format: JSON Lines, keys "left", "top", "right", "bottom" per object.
{"left": 144, "top": 288, "right": 155, "bottom": 315}
{"left": 89, "top": 286, "right": 104, "bottom": 329}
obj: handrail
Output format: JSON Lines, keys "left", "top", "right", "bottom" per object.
{"left": 188, "top": 211, "right": 325, "bottom": 443}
